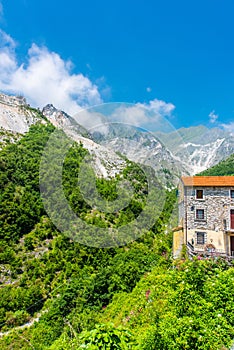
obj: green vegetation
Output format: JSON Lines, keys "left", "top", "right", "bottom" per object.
{"left": 0, "top": 128, "right": 21, "bottom": 149}
{"left": 198, "top": 153, "right": 234, "bottom": 176}
{"left": 97, "top": 259, "right": 234, "bottom": 350}
{"left": 0, "top": 123, "right": 233, "bottom": 349}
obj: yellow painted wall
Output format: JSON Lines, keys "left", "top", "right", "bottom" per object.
{"left": 173, "top": 230, "right": 184, "bottom": 258}
{"left": 187, "top": 229, "right": 226, "bottom": 252}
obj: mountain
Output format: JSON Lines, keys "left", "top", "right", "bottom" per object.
{"left": 42, "top": 104, "right": 127, "bottom": 178}
{"left": 40, "top": 106, "right": 184, "bottom": 186}
{"left": 0, "top": 117, "right": 176, "bottom": 348}
{"left": 0, "top": 93, "right": 42, "bottom": 134}
{"left": 0, "top": 94, "right": 182, "bottom": 186}
{"left": 198, "top": 152, "right": 234, "bottom": 176}
{"left": 0, "top": 93, "right": 44, "bottom": 149}
{"left": 1, "top": 91, "right": 234, "bottom": 182}
{"left": 89, "top": 121, "right": 234, "bottom": 184}
{"left": 155, "top": 125, "right": 234, "bottom": 175}
{"left": 0, "top": 93, "right": 233, "bottom": 349}
{"left": 42, "top": 104, "right": 91, "bottom": 138}
{"left": 99, "top": 127, "right": 183, "bottom": 187}
{"left": 0, "top": 122, "right": 233, "bottom": 350}
{"left": 0, "top": 94, "right": 126, "bottom": 178}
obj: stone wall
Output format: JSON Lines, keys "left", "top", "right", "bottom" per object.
{"left": 185, "top": 186, "right": 234, "bottom": 232}
{"left": 183, "top": 186, "right": 234, "bottom": 254}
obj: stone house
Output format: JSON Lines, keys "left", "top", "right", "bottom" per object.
{"left": 173, "top": 176, "right": 234, "bottom": 259}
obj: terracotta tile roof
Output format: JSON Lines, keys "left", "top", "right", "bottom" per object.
{"left": 181, "top": 176, "right": 234, "bottom": 187}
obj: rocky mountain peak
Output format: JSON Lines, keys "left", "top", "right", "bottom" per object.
{"left": 155, "top": 126, "right": 234, "bottom": 175}
{"left": 0, "top": 93, "right": 27, "bottom": 108}
{"left": 42, "top": 104, "right": 91, "bottom": 138}
{"left": 42, "top": 104, "right": 70, "bottom": 127}
{"left": 1, "top": 92, "right": 234, "bottom": 181}
{"left": 42, "top": 104, "right": 126, "bottom": 178}
{"left": 0, "top": 92, "right": 42, "bottom": 135}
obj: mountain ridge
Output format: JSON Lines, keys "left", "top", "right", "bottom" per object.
{"left": 155, "top": 124, "right": 234, "bottom": 174}
{"left": 0, "top": 92, "right": 234, "bottom": 179}
{"left": 0, "top": 92, "right": 233, "bottom": 349}
{"left": 198, "top": 152, "right": 234, "bottom": 176}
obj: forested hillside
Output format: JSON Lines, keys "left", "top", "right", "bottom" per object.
{"left": 0, "top": 123, "right": 233, "bottom": 349}
{"left": 198, "top": 153, "right": 234, "bottom": 175}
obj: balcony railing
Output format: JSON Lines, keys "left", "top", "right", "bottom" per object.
{"left": 195, "top": 247, "right": 226, "bottom": 254}
{"left": 186, "top": 241, "right": 234, "bottom": 258}
{"left": 187, "top": 241, "right": 194, "bottom": 251}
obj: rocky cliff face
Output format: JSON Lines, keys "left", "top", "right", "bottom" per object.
{"left": 99, "top": 128, "right": 184, "bottom": 187}
{"left": 41, "top": 104, "right": 126, "bottom": 178}
{"left": 155, "top": 126, "right": 234, "bottom": 175}
{"left": 0, "top": 93, "right": 41, "bottom": 134}
{"left": 42, "top": 104, "right": 91, "bottom": 138}
{"left": 41, "top": 106, "right": 186, "bottom": 185}
{"left": 1, "top": 92, "right": 234, "bottom": 182}
{"left": 0, "top": 93, "right": 45, "bottom": 149}
{"left": 0, "top": 93, "right": 126, "bottom": 178}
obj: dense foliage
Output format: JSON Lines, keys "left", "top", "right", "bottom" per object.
{"left": 198, "top": 153, "right": 234, "bottom": 176}
{"left": 0, "top": 123, "right": 233, "bottom": 349}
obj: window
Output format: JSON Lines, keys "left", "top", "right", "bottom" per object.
{"left": 196, "top": 231, "right": 206, "bottom": 245}
{"left": 230, "top": 190, "right": 234, "bottom": 199}
{"left": 231, "top": 209, "right": 234, "bottom": 229}
{"left": 196, "top": 209, "right": 205, "bottom": 220}
{"left": 196, "top": 189, "right": 204, "bottom": 199}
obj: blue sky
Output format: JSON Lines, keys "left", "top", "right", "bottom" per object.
{"left": 1, "top": 0, "right": 234, "bottom": 131}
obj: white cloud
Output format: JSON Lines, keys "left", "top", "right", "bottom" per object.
{"left": 72, "top": 99, "right": 175, "bottom": 135}
{"left": 0, "top": 30, "right": 102, "bottom": 114}
{"left": 144, "top": 99, "right": 175, "bottom": 115}
{"left": 110, "top": 104, "right": 150, "bottom": 126}
{"left": 108, "top": 99, "right": 175, "bottom": 129}
{"left": 0, "top": 29, "right": 175, "bottom": 133}
{"left": 209, "top": 110, "right": 218, "bottom": 124}
{"left": 0, "top": 30, "right": 17, "bottom": 83}
{"left": 220, "top": 122, "right": 234, "bottom": 134}
{"left": 82, "top": 99, "right": 175, "bottom": 134}
{"left": 0, "top": 30, "right": 16, "bottom": 47}
{"left": 73, "top": 109, "right": 109, "bottom": 134}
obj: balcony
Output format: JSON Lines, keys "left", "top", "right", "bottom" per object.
{"left": 186, "top": 243, "right": 231, "bottom": 258}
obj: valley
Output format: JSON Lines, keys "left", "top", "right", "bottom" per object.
{"left": 0, "top": 93, "right": 233, "bottom": 349}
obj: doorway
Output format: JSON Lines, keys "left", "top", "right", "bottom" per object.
{"left": 231, "top": 236, "right": 234, "bottom": 256}
{"left": 231, "top": 209, "right": 234, "bottom": 229}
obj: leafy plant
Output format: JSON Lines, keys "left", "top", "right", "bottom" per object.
{"left": 78, "top": 323, "right": 134, "bottom": 349}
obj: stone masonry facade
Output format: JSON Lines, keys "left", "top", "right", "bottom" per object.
{"left": 174, "top": 177, "right": 234, "bottom": 258}
{"left": 185, "top": 186, "right": 234, "bottom": 232}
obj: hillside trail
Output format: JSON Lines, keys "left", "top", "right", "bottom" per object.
{"left": 0, "top": 310, "right": 47, "bottom": 338}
